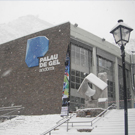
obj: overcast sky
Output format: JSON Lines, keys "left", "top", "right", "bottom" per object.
{"left": 0, "top": 0, "right": 135, "bottom": 44}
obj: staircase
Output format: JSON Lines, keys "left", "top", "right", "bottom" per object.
{"left": 50, "top": 109, "right": 135, "bottom": 135}
{"left": 90, "top": 109, "right": 135, "bottom": 135}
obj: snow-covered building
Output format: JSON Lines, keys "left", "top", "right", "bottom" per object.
{"left": 0, "top": 22, "right": 135, "bottom": 115}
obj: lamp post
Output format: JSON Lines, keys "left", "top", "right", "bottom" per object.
{"left": 110, "top": 20, "right": 133, "bottom": 135}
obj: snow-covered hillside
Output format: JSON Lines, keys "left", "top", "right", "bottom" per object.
{"left": 0, "top": 15, "right": 53, "bottom": 45}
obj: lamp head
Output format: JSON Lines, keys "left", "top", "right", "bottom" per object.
{"left": 110, "top": 19, "right": 133, "bottom": 46}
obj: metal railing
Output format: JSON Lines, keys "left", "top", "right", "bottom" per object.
{"left": 40, "top": 104, "right": 116, "bottom": 135}
{"left": 68, "top": 104, "right": 116, "bottom": 127}
{"left": 0, "top": 105, "right": 24, "bottom": 119}
{"left": 40, "top": 113, "right": 76, "bottom": 135}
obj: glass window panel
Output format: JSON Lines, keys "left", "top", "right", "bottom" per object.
{"left": 110, "top": 87, "right": 113, "bottom": 91}
{"left": 81, "top": 98, "right": 85, "bottom": 104}
{"left": 69, "top": 103, "right": 76, "bottom": 111}
{"left": 99, "top": 57, "right": 102, "bottom": 67}
{"left": 111, "top": 94, "right": 113, "bottom": 98}
{"left": 75, "top": 97, "right": 80, "bottom": 103}
{"left": 121, "top": 27, "right": 130, "bottom": 42}
{"left": 71, "top": 44, "right": 75, "bottom": 51}
{"left": 76, "top": 83, "right": 80, "bottom": 89}
{"left": 81, "top": 72, "right": 86, "bottom": 78}
{"left": 97, "top": 57, "right": 115, "bottom": 102}
{"left": 71, "top": 76, "right": 75, "bottom": 82}
{"left": 76, "top": 71, "right": 80, "bottom": 77}
{"left": 99, "top": 67, "right": 105, "bottom": 73}
{"left": 71, "top": 51, "right": 75, "bottom": 58}
{"left": 70, "top": 96, "right": 75, "bottom": 102}
{"left": 71, "top": 45, "right": 90, "bottom": 72}
{"left": 76, "top": 77, "right": 80, "bottom": 83}
{"left": 75, "top": 52, "right": 80, "bottom": 65}
{"left": 110, "top": 81, "right": 113, "bottom": 86}
{"left": 85, "top": 60, "right": 88, "bottom": 67}
{"left": 76, "top": 52, "right": 80, "bottom": 58}
{"left": 134, "top": 74, "right": 135, "bottom": 87}
{"left": 85, "top": 50, "right": 88, "bottom": 55}
{"left": 107, "top": 61, "right": 112, "bottom": 69}
{"left": 102, "top": 59, "right": 105, "bottom": 67}
{"left": 81, "top": 54, "right": 85, "bottom": 61}
{"left": 80, "top": 48, "right": 85, "bottom": 54}
{"left": 71, "top": 82, "right": 75, "bottom": 89}
{"left": 75, "top": 46, "right": 80, "bottom": 52}
{"left": 71, "top": 57, "right": 75, "bottom": 63}
{"left": 71, "top": 70, "right": 75, "bottom": 75}
{"left": 81, "top": 55, "right": 86, "bottom": 66}
{"left": 113, "top": 27, "right": 121, "bottom": 43}
{"left": 81, "top": 79, "right": 84, "bottom": 83}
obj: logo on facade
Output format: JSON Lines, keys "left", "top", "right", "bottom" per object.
{"left": 39, "top": 54, "right": 60, "bottom": 72}
{"left": 25, "top": 36, "right": 49, "bottom": 67}
{"left": 25, "top": 36, "right": 60, "bottom": 72}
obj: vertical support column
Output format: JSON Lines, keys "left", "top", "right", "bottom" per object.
{"left": 114, "top": 57, "right": 120, "bottom": 109}
{"left": 92, "top": 47, "right": 97, "bottom": 75}
{"left": 92, "top": 47, "right": 98, "bottom": 100}
{"left": 67, "top": 120, "right": 68, "bottom": 132}
{"left": 130, "top": 54, "right": 135, "bottom": 108}
{"left": 130, "top": 77, "right": 134, "bottom": 108}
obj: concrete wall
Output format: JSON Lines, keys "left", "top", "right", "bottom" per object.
{"left": 0, "top": 22, "right": 70, "bottom": 115}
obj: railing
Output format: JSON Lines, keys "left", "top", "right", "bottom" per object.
{"left": 56, "top": 116, "right": 68, "bottom": 124}
{"left": 68, "top": 104, "right": 116, "bottom": 127}
{"left": 40, "top": 113, "right": 76, "bottom": 135}
{"left": 90, "top": 103, "right": 116, "bottom": 126}
{"left": 40, "top": 104, "right": 116, "bottom": 135}
{"left": 0, "top": 105, "right": 24, "bottom": 119}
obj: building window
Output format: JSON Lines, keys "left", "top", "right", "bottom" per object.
{"left": 71, "top": 45, "right": 89, "bottom": 67}
{"left": 70, "top": 43, "right": 92, "bottom": 112}
{"left": 133, "top": 74, "right": 135, "bottom": 87}
{"left": 71, "top": 69, "right": 88, "bottom": 90}
{"left": 97, "top": 56, "right": 115, "bottom": 103}
{"left": 70, "top": 96, "right": 85, "bottom": 111}
{"left": 71, "top": 44, "right": 92, "bottom": 73}
{"left": 107, "top": 81, "right": 115, "bottom": 99}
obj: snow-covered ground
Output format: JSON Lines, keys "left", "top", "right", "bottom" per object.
{"left": 0, "top": 113, "right": 94, "bottom": 135}
{"left": 0, "top": 114, "right": 61, "bottom": 135}
{"left": 0, "top": 108, "right": 135, "bottom": 135}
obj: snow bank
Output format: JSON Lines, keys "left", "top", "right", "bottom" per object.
{"left": 0, "top": 114, "right": 61, "bottom": 135}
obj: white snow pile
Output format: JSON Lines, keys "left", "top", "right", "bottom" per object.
{"left": 0, "top": 114, "right": 61, "bottom": 135}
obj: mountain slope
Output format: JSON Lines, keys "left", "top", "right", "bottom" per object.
{"left": 0, "top": 15, "right": 53, "bottom": 45}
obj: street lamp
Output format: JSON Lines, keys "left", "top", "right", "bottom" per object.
{"left": 110, "top": 20, "right": 133, "bottom": 135}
